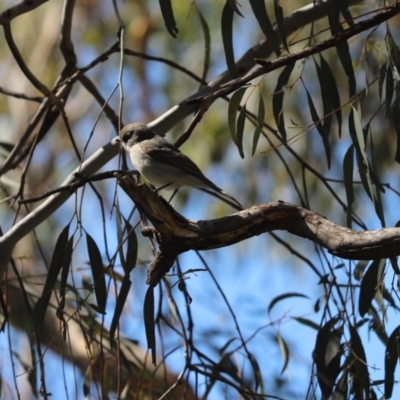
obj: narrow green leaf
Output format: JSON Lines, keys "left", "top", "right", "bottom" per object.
{"left": 277, "top": 333, "right": 290, "bottom": 374}
{"left": 226, "top": 0, "right": 243, "bottom": 17}
{"left": 158, "top": 0, "right": 178, "bottom": 38}
{"left": 349, "top": 324, "right": 370, "bottom": 398}
{"left": 249, "top": 0, "right": 281, "bottom": 56}
{"left": 343, "top": 144, "right": 354, "bottom": 228}
{"left": 115, "top": 203, "right": 125, "bottom": 271}
{"left": 196, "top": 7, "right": 211, "bottom": 89}
{"left": 0, "top": 141, "right": 14, "bottom": 154}
{"left": 314, "top": 317, "right": 340, "bottom": 398}
{"left": 272, "top": 61, "right": 296, "bottom": 141}
{"left": 268, "top": 292, "right": 309, "bottom": 314}
{"left": 248, "top": 352, "right": 264, "bottom": 393}
{"left": 385, "top": 65, "right": 394, "bottom": 116}
{"left": 305, "top": 87, "right": 331, "bottom": 168}
{"left": 144, "top": 286, "right": 156, "bottom": 365}
{"left": 124, "top": 218, "right": 138, "bottom": 274}
{"left": 252, "top": 126, "right": 262, "bottom": 156}
{"left": 274, "top": 0, "right": 287, "bottom": 51}
{"left": 379, "top": 63, "right": 387, "bottom": 101}
{"left": 358, "top": 259, "right": 382, "bottom": 317}
{"left": 58, "top": 236, "right": 74, "bottom": 314}
{"left": 31, "top": 223, "right": 70, "bottom": 331}
{"left": 257, "top": 93, "right": 265, "bottom": 126}
{"left": 110, "top": 275, "right": 132, "bottom": 348}
{"left": 391, "top": 97, "right": 400, "bottom": 163}
{"left": 317, "top": 55, "right": 341, "bottom": 136}
{"left": 385, "top": 324, "right": 400, "bottom": 398}
{"left": 228, "top": 88, "right": 247, "bottom": 145}
{"left": 389, "top": 257, "right": 400, "bottom": 274}
{"left": 349, "top": 107, "right": 374, "bottom": 200}
{"left": 236, "top": 104, "right": 246, "bottom": 159}
{"left": 339, "top": 0, "right": 354, "bottom": 26}
{"left": 86, "top": 233, "right": 107, "bottom": 314}
{"left": 221, "top": 1, "right": 237, "bottom": 78}
{"left": 291, "top": 317, "right": 319, "bottom": 331}
{"left": 328, "top": 7, "right": 356, "bottom": 97}
{"left": 386, "top": 29, "right": 400, "bottom": 67}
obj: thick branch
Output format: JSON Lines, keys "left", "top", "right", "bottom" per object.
{"left": 116, "top": 175, "right": 400, "bottom": 286}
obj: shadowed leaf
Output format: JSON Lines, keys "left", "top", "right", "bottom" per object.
{"left": 31, "top": 223, "right": 70, "bottom": 331}
{"left": 159, "top": 0, "right": 178, "bottom": 38}
{"left": 358, "top": 259, "right": 383, "bottom": 317}
{"left": 249, "top": 0, "right": 281, "bottom": 56}
{"left": 86, "top": 232, "right": 107, "bottom": 314}
{"left": 144, "top": 286, "right": 156, "bottom": 365}
{"left": 228, "top": 88, "right": 248, "bottom": 145}
{"left": 221, "top": 1, "right": 237, "bottom": 78}
{"left": 273, "top": 61, "right": 296, "bottom": 141}
{"left": 385, "top": 324, "right": 400, "bottom": 398}
{"left": 274, "top": 0, "right": 287, "bottom": 51}
{"left": 343, "top": 144, "right": 354, "bottom": 228}
{"left": 110, "top": 275, "right": 132, "bottom": 348}
{"left": 349, "top": 324, "right": 370, "bottom": 398}
{"left": 236, "top": 103, "right": 246, "bottom": 158}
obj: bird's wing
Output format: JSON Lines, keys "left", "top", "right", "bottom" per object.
{"left": 148, "top": 145, "right": 217, "bottom": 183}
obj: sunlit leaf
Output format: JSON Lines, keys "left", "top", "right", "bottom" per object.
{"left": 158, "top": 0, "right": 178, "bottom": 38}
{"left": 86, "top": 232, "right": 107, "bottom": 314}
{"left": 144, "top": 286, "right": 156, "bottom": 365}
{"left": 277, "top": 333, "right": 289, "bottom": 374}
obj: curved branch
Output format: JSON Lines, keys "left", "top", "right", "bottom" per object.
{"left": 116, "top": 175, "right": 400, "bottom": 286}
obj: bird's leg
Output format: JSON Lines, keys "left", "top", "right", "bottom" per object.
{"left": 168, "top": 189, "right": 179, "bottom": 204}
{"left": 154, "top": 182, "right": 172, "bottom": 193}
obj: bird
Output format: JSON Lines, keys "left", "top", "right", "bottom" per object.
{"left": 118, "top": 123, "right": 243, "bottom": 210}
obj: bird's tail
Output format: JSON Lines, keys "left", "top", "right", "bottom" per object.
{"left": 199, "top": 188, "right": 243, "bottom": 211}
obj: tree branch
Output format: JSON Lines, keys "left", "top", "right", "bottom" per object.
{"left": 116, "top": 175, "right": 400, "bottom": 286}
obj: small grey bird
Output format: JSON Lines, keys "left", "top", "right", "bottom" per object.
{"left": 118, "top": 123, "right": 243, "bottom": 210}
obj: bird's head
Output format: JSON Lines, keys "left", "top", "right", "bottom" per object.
{"left": 118, "top": 123, "right": 155, "bottom": 148}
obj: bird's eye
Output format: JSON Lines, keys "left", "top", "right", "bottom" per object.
{"left": 121, "top": 132, "right": 131, "bottom": 143}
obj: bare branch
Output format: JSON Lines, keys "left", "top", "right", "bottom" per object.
{"left": 0, "top": 0, "right": 48, "bottom": 24}
{"left": 116, "top": 175, "right": 400, "bottom": 286}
